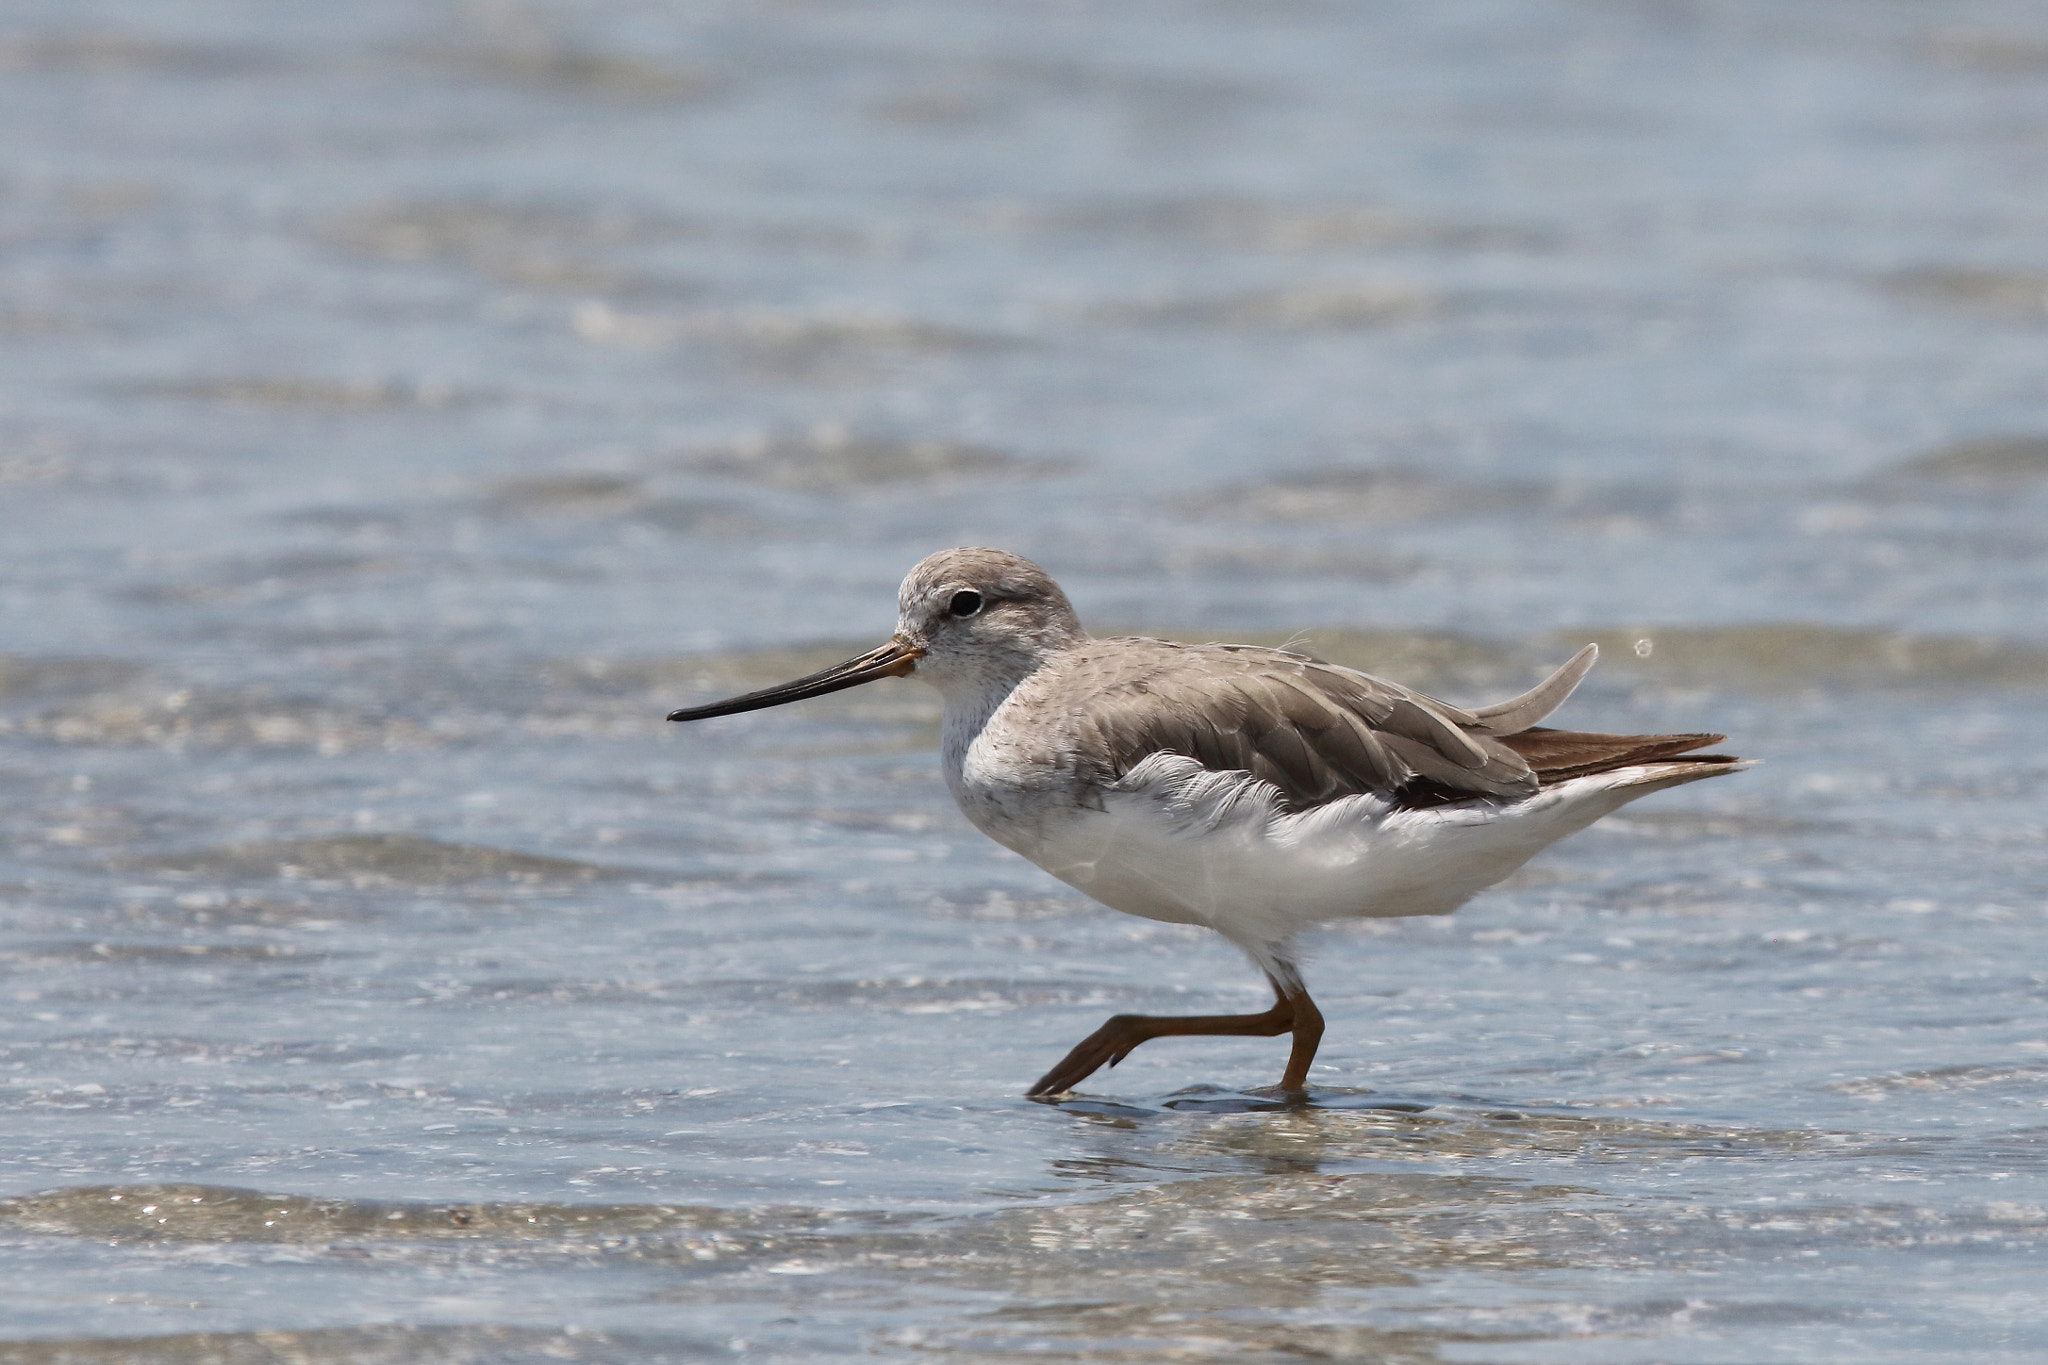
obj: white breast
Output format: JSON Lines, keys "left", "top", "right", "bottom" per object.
{"left": 940, "top": 672, "right": 1064, "bottom": 846}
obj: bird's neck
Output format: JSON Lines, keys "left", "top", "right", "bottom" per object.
{"left": 932, "top": 649, "right": 1059, "bottom": 786}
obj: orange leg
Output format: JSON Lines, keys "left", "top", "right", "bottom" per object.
{"left": 1027, "top": 977, "right": 1325, "bottom": 1097}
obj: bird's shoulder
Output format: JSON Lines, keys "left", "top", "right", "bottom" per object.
{"left": 1021, "top": 636, "right": 1536, "bottom": 810}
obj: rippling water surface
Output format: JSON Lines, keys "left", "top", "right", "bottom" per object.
{"left": 4, "top": 1, "right": 2048, "bottom": 1360}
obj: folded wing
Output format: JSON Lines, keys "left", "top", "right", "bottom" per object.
{"left": 1066, "top": 639, "right": 1737, "bottom": 812}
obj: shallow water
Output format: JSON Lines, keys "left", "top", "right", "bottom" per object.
{"left": 4, "top": 0, "right": 2048, "bottom": 1360}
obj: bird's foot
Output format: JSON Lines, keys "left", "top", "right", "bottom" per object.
{"left": 1025, "top": 1014, "right": 1151, "bottom": 1097}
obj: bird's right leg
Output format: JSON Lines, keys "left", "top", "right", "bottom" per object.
{"left": 1026, "top": 975, "right": 1315, "bottom": 1097}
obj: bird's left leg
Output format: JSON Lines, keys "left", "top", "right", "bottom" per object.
{"left": 1026, "top": 972, "right": 1323, "bottom": 1097}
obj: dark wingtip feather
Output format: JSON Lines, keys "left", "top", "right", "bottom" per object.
{"left": 1498, "top": 728, "right": 1740, "bottom": 785}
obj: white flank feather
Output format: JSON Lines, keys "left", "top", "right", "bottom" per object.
{"left": 1014, "top": 753, "right": 1746, "bottom": 976}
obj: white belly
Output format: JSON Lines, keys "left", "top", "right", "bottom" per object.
{"left": 968, "top": 753, "right": 1708, "bottom": 955}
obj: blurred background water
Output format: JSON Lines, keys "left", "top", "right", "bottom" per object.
{"left": 3, "top": 1, "right": 2048, "bottom": 1360}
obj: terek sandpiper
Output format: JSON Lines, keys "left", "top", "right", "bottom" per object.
{"left": 668, "top": 548, "right": 1744, "bottom": 1097}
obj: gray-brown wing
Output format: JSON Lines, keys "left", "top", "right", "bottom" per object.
{"left": 1067, "top": 640, "right": 1539, "bottom": 811}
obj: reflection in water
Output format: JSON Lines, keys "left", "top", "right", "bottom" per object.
{"left": 572, "top": 303, "right": 1025, "bottom": 383}
{"left": 0, "top": 1182, "right": 849, "bottom": 1246}
{"left": 0, "top": 1326, "right": 691, "bottom": 1365}
{"left": 1888, "top": 434, "right": 2048, "bottom": 486}
{"left": 1090, "top": 282, "right": 1440, "bottom": 330}
{"left": 133, "top": 377, "right": 482, "bottom": 411}
{"left": 127, "top": 833, "right": 615, "bottom": 888}
{"left": 1883, "top": 266, "right": 2048, "bottom": 320}
{"left": 1173, "top": 465, "right": 1544, "bottom": 523}
{"left": 679, "top": 427, "right": 1072, "bottom": 492}
{"left": 0, "top": 30, "right": 278, "bottom": 76}
{"left": 1007, "top": 196, "right": 1541, "bottom": 252}
{"left": 322, "top": 200, "right": 699, "bottom": 296}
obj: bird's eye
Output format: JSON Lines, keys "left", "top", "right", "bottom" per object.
{"left": 948, "top": 590, "right": 984, "bottom": 618}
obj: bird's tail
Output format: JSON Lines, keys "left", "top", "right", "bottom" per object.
{"left": 1498, "top": 727, "right": 1743, "bottom": 787}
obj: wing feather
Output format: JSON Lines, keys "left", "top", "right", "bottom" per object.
{"left": 1470, "top": 643, "right": 1598, "bottom": 735}
{"left": 1045, "top": 637, "right": 1741, "bottom": 813}
{"left": 1498, "top": 727, "right": 1734, "bottom": 783}
{"left": 1073, "top": 639, "right": 1541, "bottom": 811}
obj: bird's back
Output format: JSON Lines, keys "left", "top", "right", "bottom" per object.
{"left": 979, "top": 635, "right": 1734, "bottom": 812}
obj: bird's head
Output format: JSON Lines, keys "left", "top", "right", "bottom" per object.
{"left": 666, "top": 547, "right": 1086, "bottom": 723}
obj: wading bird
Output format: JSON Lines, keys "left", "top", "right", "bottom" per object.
{"left": 668, "top": 548, "right": 1742, "bottom": 1096}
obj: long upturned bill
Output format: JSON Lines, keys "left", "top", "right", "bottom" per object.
{"left": 666, "top": 639, "right": 924, "bottom": 722}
